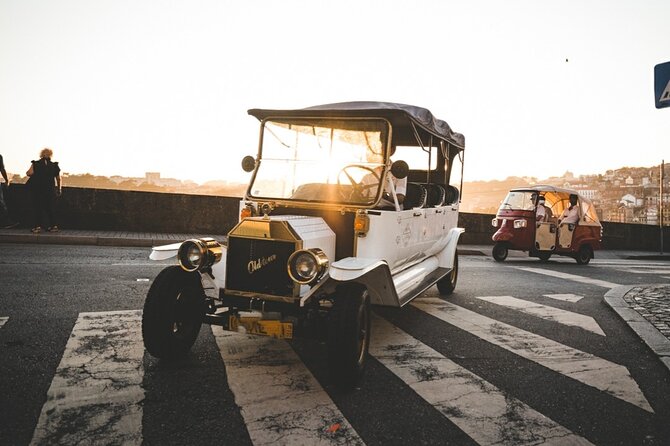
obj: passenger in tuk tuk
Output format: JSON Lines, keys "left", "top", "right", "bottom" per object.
{"left": 559, "top": 194, "right": 580, "bottom": 226}
{"left": 534, "top": 195, "right": 552, "bottom": 222}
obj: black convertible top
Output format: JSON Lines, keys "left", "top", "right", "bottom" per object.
{"left": 248, "top": 101, "right": 465, "bottom": 149}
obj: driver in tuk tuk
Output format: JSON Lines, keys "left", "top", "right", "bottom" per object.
{"left": 559, "top": 194, "right": 580, "bottom": 226}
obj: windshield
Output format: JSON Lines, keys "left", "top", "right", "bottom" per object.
{"left": 498, "top": 191, "right": 536, "bottom": 212}
{"left": 249, "top": 118, "right": 389, "bottom": 205}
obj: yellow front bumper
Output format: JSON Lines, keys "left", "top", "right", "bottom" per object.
{"left": 228, "top": 315, "right": 293, "bottom": 339}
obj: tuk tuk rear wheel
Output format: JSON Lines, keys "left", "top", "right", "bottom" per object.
{"left": 492, "top": 243, "right": 508, "bottom": 262}
{"left": 327, "top": 284, "right": 371, "bottom": 390}
{"left": 437, "top": 252, "right": 458, "bottom": 295}
{"left": 142, "top": 266, "right": 205, "bottom": 359}
{"left": 575, "top": 245, "right": 593, "bottom": 265}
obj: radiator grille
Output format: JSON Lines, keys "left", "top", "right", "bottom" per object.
{"left": 226, "top": 236, "right": 297, "bottom": 297}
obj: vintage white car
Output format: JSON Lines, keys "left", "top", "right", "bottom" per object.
{"left": 143, "top": 102, "right": 466, "bottom": 389}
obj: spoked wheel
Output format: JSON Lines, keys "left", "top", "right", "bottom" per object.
{"left": 538, "top": 251, "right": 552, "bottom": 262}
{"left": 142, "top": 266, "right": 205, "bottom": 359}
{"left": 575, "top": 245, "right": 593, "bottom": 265}
{"left": 327, "top": 284, "right": 371, "bottom": 390}
{"left": 492, "top": 243, "right": 508, "bottom": 262}
{"left": 437, "top": 252, "right": 458, "bottom": 295}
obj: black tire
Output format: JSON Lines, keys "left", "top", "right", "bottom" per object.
{"left": 143, "top": 266, "right": 205, "bottom": 359}
{"left": 538, "top": 251, "right": 552, "bottom": 262}
{"left": 437, "top": 252, "right": 458, "bottom": 295}
{"left": 575, "top": 245, "right": 593, "bottom": 265}
{"left": 492, "top": 243, "right": 508, "bottom": 262}
{"left": 327, "top": 284, "right": 371, "bottom": 390}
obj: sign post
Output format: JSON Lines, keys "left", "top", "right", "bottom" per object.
{"left": 655, "top": 63, "right": 668, "bottom": 253}
{"left": 661, "top": 160, "right": 665, "bottom": 255}
{"left": 655, "top": 62, "right": 670, "bottom": 109}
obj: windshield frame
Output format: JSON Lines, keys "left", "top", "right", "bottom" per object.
{"left": 246, "top": 116, "right": 393, "bottom": 209}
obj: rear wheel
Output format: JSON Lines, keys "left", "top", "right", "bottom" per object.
{"left": 492, "top": 243, "right": 508, "bottom": 262}
{"left": 575, "top": 245, "right": 593, "bottom": 265}
{"left": 327, "top": 284, "right": 371, "bottom": 390}
{"left": 142, "top": 266, "right": 205, "bottom": 359}
{"left": 437, "top": 252, "right": 458, "bottom": 295}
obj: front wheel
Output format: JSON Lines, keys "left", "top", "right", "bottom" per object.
{"left": 327, "top": 284, "right": 371, "bottom": 390}
{"left": 492, "top": 243, "right": 508, "bottom": 262}
{"left": 437, "top": 252, "right": 458, "bottom": 295}
{"left": 142, "top": 266, "right": 205, "bottom": 359}
{"left": 538, "top": 251, "right": 552, "bottom": 262}
{"left": 575, "top": 245, "right": 593, "bottom": 265}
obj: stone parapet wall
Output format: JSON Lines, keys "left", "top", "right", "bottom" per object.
{"left": 4, "top": 184, "right": 668, "bottom": 251}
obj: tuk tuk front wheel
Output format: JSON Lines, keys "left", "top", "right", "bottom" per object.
{"left": 437, "top": 252, "right": 458, "bottom": 295}
{"left": 327, "top": 284, "right": 371, "bottom": 390}
{"left": 492, "top": 243, "right": 508, "bottom": 262}
{"left": 142, "top": 266, "right": 205, "bottom": 359}
{"left": 538, "top": 251, "right": 552, "bottom": 262}
{"left": 575, "top": 245, "right": 593, "bottom": 265}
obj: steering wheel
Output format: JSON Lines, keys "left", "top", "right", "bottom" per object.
{"left": 337, "top": 164, "right": 381, "bottom": 202}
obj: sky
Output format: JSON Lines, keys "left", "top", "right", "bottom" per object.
{"left": 1, "top": 0, "right": 668, "bottom": 184}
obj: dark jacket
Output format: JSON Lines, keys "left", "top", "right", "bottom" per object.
{"left": 28, "top": 158, "right": 60, "bottom": 193}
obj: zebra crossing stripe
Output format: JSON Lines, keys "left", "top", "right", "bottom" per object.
{"left": 211, "top": 326, "right": 364, "bottom": 446}
{"left": 473, "top": 296, "right": 605, "bottom": 336}
{"left": 544, "top": 294, "right": 584, "bottom": 303}
{"left": 412, "top": 298, "right": 654, "bottom": 413}
{"left": 514, "top": 267, "right": 620, "bottom": 289}
{"left": 30, "top": 310, "right": 144, "bottom": 446}
{"left": 370, "top": 315, "right": 594, "bottom": 446}
{"left": 616, "top": 268, "right": 670, "bottom": 274}
{"left": 0, "top": 316, "right": 7, "bottom": 328}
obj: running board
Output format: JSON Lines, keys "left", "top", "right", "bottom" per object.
{"left": 397, "top": 267, "right": 451, "bottom": 307}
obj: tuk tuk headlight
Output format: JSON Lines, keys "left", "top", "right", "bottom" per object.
{"left": 513, "top": 219, "right": 528, "bottom": 229}
{"left": 491, "top": 218, "right": 498, "bottom": 227}
{"left": 178, "top": 238, "right": 223, "bottom": 272}
{"left": 287, "top": 248, "right": 328, "bottom": 285}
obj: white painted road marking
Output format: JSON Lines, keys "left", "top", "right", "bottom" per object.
{"left": 544, "top": 293, "right": 584, "bottom": 303}
{"left": 515, "top": 267, "right": 620, "bottom": 289}
{"left": 0, "top": 316, "right": 7, "bottom": 328}
{"left": 474, "top": 295, "right": 605, "bottom": 336}
{"left": 30, "top": 310, "right": 144, "bottom": 446}
{"left": 211, "top": 326, "right": 364, "bottom": 446}
{"left": 412, "top": 298, "right": 653, "bottom": 413}
{"left": 370, "top": 315, "right": 594, "bottom": 445}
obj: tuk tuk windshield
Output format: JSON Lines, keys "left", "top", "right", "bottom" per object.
{"left": 249, "top": 118, "right": 388, "bottom": 205}
{"left": 498, "top": 191, "right": 536, "bottom": 212}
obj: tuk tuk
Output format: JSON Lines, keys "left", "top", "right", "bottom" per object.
{"left": 491, "top": 185, "right": 602, "bottom": 264}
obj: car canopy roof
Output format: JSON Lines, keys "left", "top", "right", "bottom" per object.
{"left": 248, "top": 101, "right": 465, "bottom": 150}
{"left": 511, "top": 185, "right": 588, "bottom": 198}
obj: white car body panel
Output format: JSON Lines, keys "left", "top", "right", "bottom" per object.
{"left": 356, "top": 204, "right": 459, "bottom": 273}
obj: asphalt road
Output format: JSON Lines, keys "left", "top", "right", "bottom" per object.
{"left": 1, "top": 244, "right": 669, "bottom": 445}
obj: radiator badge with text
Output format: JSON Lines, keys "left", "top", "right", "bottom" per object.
{"left": 248, "top": 254, "right": 278, "bottom": 274}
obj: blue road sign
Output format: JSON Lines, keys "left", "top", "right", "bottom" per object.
{"left": 655, "top": 61, "right": 670, "bottom": 109}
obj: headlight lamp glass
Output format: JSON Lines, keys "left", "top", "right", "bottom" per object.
{"left": 178, "top": 238, "right": 223, "bottom": 272}
{"left": 287, "top": 248, "right": 328, "bottom": 285}
{"left": 295, "top": 253, "right": 317, "bottom": 280}
{"left": 513, "top": 219, "right": 528, "bottom": 229}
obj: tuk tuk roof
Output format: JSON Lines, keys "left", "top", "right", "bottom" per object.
{"left": 248, "top": 101, "right": 465, "bottom": 149}
{"left": 511, "top": 185, "right": 595, "bottom": 203}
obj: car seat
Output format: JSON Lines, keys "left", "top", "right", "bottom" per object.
{"left": 424, "top": 183, "right": 446, "bottom": 207}
{"left": 403, "top": 183, "right": 427, "bottom": 209}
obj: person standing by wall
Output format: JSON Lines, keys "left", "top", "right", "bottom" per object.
{"left": 0, "top": 153, "right": 19, "bottom": 228}
{"left": 26, "top": 148, "right": 62, "bottom": 233}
